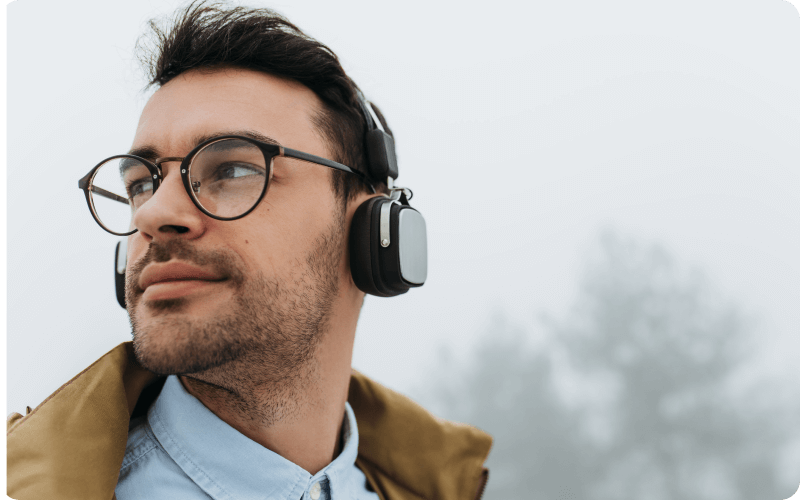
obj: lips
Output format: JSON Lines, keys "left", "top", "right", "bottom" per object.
{"left": 139, "top": 262, "right": 227, "bottom": 291}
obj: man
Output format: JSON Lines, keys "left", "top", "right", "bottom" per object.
{"left": 6, "top": 2, "right": 491, "bottom": 499}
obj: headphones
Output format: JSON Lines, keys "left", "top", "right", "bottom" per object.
{"left": 114, "top": 94, "right": 427, "bottom": 308}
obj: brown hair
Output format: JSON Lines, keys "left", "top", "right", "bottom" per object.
{"left": 136, "top": 0, "right": 391, "bottom": 204}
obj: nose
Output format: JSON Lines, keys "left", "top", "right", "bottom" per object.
{"left": 134, "top": 157, "right": 203, "bottom": 239}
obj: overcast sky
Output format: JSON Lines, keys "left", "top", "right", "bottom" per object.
{"left": 6, "top": 0, "right": 799, "bottom": 414}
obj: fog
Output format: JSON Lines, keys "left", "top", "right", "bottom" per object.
{"left": 413, "top": 232, "right": 799, "bottom": 497}
{"left": 7, "top": 0, "right": 800, "bottom": 496}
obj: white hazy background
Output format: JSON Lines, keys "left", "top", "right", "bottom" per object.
{"left": 6, "top": 0, "right": 800, "bottom": 496}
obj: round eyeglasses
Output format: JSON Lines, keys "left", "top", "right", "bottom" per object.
{"left": 79, "top": 135, "right": 374, "bottom": 236}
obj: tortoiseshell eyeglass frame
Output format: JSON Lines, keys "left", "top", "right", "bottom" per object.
{"left": 78, "top": 134, "right": 375, "bottom": 236}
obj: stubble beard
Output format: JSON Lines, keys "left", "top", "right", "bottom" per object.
{"left": 126, "top": 215, "right": 345, "bottom": 426}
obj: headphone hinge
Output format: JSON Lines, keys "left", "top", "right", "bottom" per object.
{"left": 379, "top": 200, "right": 399, "bottom": 247}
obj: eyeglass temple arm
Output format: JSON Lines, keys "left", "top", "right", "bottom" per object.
{"left": 79, "top": 147, "right": 375, "bottom": 203}
{"left": 87, "top": 185, "right": 129, "bottom": 205}
{"left": 281, "top": 147, "right": 377, "bottom": 194}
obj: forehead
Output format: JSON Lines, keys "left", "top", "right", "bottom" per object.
{"left": 133, "top": 67, "right": 324, "bottom": 155}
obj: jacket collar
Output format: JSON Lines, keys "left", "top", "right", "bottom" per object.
{"left": 8, "top": 342, "right": 492, "bottom": 500}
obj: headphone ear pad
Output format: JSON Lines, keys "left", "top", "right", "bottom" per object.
{"left": 350, "top": 197, "right": 383, "bottom": 296}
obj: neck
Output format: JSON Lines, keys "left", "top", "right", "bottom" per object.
{"left": 179, "top": 291, "right": 361, "bottom": 475}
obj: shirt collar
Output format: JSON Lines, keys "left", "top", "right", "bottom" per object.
{"left": 148, "top": 374, "right": 360, "bottom": 500}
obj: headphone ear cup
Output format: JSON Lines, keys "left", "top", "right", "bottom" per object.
{"left": 115, "top": 241, "right": 127, "bottom": 309}
{"left": 349, "top": 197, "right": 409, "bottom": 297}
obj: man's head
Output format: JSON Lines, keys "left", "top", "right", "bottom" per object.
{"left": 138, "top": 0, "right": 391, "bottom": 204}
{"left": 125, "top": 1, "right": 389, "bottom": 402}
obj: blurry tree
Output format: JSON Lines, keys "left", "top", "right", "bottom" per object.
{"left": 421, "top": 318, "right": 592, "bottom": 499}
{"left": 414, "top": 232, "right": 797, "bottom": 500}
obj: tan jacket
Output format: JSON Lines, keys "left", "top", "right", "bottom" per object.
{"left": 7, "top": 342, "right": 491, "bottom": 500}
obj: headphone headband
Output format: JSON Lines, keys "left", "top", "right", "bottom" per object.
{"left": 357, "top": 92, "right": 399, "bottom": 181}
{"left": 365, "top": 101, "right": 386, "bottom": 134}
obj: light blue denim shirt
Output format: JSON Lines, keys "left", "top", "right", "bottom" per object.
{"left": 116, "top": 375, "right": 380, "bottom": 500}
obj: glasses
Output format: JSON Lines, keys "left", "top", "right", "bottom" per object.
{"left": 79, "top": 135, "right": 374, "bottom": 236}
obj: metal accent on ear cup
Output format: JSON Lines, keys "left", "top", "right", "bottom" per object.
{"left": 116, "top": 239, "right": 127, "bottom": 275}
{"left": 380, "top": 199, "right": 399, "bottom": 247}
{"left": 115, "top": 241, "right": 128, "bottom": 309}
{"left": 397, "top": 208, "right": 427, "bottom": 285}
{"left": 379, "top": 179, "right": 413, "bottom": 249}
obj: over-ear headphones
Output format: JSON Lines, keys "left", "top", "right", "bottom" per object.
{"left": 114, "top": 94, "right": 427, "bottom": 308}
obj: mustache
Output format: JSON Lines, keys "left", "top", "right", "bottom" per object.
{"left": 127, "top": 239, "right": 246, "bottom": 295}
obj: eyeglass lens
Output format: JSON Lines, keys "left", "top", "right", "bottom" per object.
{"left": 89, "top": 138, "right": 269, "bottom": 234}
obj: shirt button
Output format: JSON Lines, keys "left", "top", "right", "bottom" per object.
{"left": 310, "top": 482, "right": 321, "bottom": 500}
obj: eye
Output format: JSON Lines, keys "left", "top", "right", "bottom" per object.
{"left": 126, "top": 179, "right": 153, "bottom": 198}
{"left": 215, "top": 162, "right": 265, "bottom": 180}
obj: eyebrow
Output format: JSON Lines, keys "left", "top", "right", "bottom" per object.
{"left": 126, "top": 130, "right": 282, "bottom": 161}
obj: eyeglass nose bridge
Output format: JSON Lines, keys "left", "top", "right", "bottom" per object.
{"left": 154, "top": 156, "right": 185, "bottom": 171}
{"left": 152, "top": 156, "right": 200, "bottom": 194}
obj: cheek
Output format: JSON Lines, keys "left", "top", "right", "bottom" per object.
{"left": 125, "top": 235, "right": 148, "bottom": 272}
{"left": 233, "top": 192, "right": 337, "bottom": 267}
{"left": 206, "top": 166, "right": 341, "bottom": 275}
{"left": 268, "top": 172, "right": 338, "bottom": 230}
